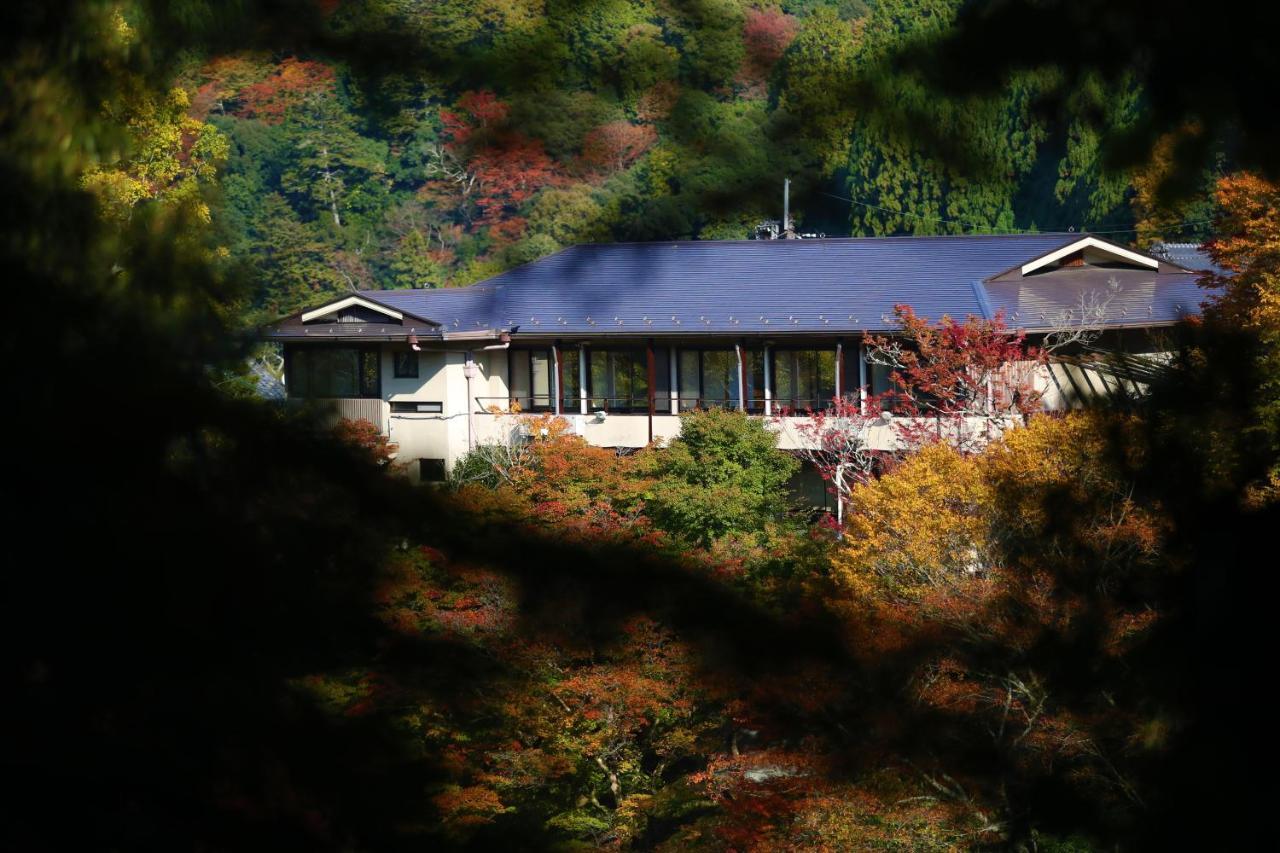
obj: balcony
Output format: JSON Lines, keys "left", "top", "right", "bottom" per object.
{"left": 470, "top": 397, "right": 1010, "bottom": 452}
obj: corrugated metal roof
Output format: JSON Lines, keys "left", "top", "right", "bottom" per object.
{"left": 336, "top": 234, "right": 1206, "bottom": 336}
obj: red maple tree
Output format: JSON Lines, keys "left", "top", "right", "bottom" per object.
{"left": 233, "top": 57, "right": 336, "bottom": 124}
{"left": 581, "top": 121, "right": 658, "bottom": 173}
{"left": 739, "top": 8, "right": 798, "bottom": 87}
{"left": 438, "top": 91, "right": 562, "bottom": 227}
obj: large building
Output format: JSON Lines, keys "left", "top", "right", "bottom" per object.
{"left": 265, "top": 234, "right": 1210, "bottom": 482}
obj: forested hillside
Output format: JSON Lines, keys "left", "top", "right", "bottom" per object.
{"left": 156, "top": 0, "right": 1221, "bottom": 319}
{"left": 11, "top": 1, "right": 1280, "bottom": 850}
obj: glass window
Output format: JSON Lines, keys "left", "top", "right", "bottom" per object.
{"left": 678, "top": 350, "right": 701, "bottom": 412}
{"left": 390, "top": 401, "right": 442, "bottom": 413}
{"left": 773, "top": 349, "right": 835, "bottom": 412}
{"left": 653, "top": 348, "right": 671, "bottom": 413}
{"left": 419, "top": 458, "right": 447, "bottom": 482}
{"left": 393, "top": 350, "right": 419, "bottom": 378}
{"left": 744, "top": 350, "right": 765, "bottom": 413}
{"left": 531, "top": 350, "right": 551, "bottom": 407}
{"left": 676, "top": 349, "right": 753, "bottom": 411}
{"left": 287, "top": 346, "right": 380, "bottom": 399}
{"left": 508, "top": 349, "right": 553, "bottom": 411}
{"left": 868, "top": 359, "right": 914, "bottom": 413}
{"left": 701, "top": 350, "right": 738, "bottom": 408}
{"left": 589, "top": 350, "right": 648, "bottom": 413}
{"left": 560, "top": 347, "right": 582, "bottom": 412}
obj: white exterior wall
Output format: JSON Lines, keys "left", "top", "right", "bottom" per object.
{"left": 380, "top": 345, "right": 515, "bottom": 481}
{"left": 383, "top": 350, "right": 447, "bottom": 475}
{"left": 315, "top": 344, "right": 1170, "bottom": 483}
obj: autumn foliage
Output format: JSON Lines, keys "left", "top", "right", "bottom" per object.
{"left": 332, "top": 417, "right": 398, "bottom": 465}
{"left": 314, "top": 387, "right": 1200, "bottom": 848}
{"left": 739, "top": 8, "right": 798, "bottom": 87}
{"left": 582, "top": 121, "right": 658, "bottom": 173}
{"left": 231, "top": 57, "right": 336, "bottom": 124}
{"left": 440, "top": 91, "right": 563, "bottom": 227}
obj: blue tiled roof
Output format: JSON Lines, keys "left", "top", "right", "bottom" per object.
{"left": 358, "top": 234, "right": 1207, "bottom": 336}
{"left": 1149, "top": 242, "right": 1226, "bottom": 275}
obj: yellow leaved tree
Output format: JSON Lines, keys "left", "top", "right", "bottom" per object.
{"left": 79, "top": 9, "right": 228, "bottom": 224}
{"left": 831, "top": 441, "right": 991, "bottom": 602}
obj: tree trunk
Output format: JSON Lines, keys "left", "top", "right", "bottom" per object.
{"left": 594, "top": 756, "right": 621, "bottom": 805}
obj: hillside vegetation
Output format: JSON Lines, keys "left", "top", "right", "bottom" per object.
{"left": 145, "top": 0, "right": 1222, "bottom": 319}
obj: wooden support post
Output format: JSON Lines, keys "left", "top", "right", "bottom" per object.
{"left": 506, "top": 347, "right": 515, "bottom": 411}
{"left": 579, "top": 345, "right": 588, "bottom": 415}
{"left": 647, "top": 339, "right": 657, "bottom": 443}
{"left": 763, "top": 345, "right": 772, "bottom": 416}
{"left": 858, "top": 343, "right": 868, "bottom": 415}
{"left": 552, "top": 342, "right": 562, "bottom": 415}
{"left": 835, "top": 338, "right": 844, "bottom": 402}
{"left": 735, "top": 342, "right": 746, "bottom": 412}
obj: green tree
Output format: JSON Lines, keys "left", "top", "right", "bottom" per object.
{"left": 645, "top": 409, "right": 799, "bottom": 546}
{"left": 775, "top": 6, "right": 859, "bottom": 173}
{"left": 528, "top": 185, "right": 610, "bottom": 244}
{"left": 249, "top": 193, "right": 352, "bottom": 316}
{"left": 844, "top": 0, "right": 1044, "bottom": 235}
{"left": 280, "top": 92, "right": 389, "bottom": 228}
{"left": 386, "top": 228, "right": 446, "bottom": 289}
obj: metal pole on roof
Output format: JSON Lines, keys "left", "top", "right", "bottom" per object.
{"left": 783, "top": 178, "right": 791, "bottom": 238}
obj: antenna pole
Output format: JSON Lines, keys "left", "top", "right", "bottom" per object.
{"left": 783, "top": 178, "right": 791, "bottom": 237}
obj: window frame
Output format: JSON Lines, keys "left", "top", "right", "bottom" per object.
{"left": 586, "top": 348, "right": 653, "bottom": 414}
{"left": 392, "top": 350, "right": 420, "bottom": 379}
{"left": 284, "top": 344, "right": 381, "bottom": 400}
{"left": 507, "top": 347, "right": 555, "bottom": 413}
{"left": 770, "top": 346, "right": 837, "bottom": 414}
{"left": 675, "top": 347, "right": 752, "bottom": 412}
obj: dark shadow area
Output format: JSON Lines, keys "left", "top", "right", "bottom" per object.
{"left": 896, "top": 0, "right": 1280, "bottom": 200}
{"left": 4, "top": 2, "right": 1278, "bottom": 850}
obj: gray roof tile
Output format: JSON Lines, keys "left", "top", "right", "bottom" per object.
{"left": 347, "top": 234, "right": 1208, "bottom": 336}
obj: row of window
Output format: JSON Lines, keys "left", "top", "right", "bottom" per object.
{"left": 286, "top": 345, "right": 898, "bottom": 412}
{"left": 510, "top": 346, "right": 883, "bottom": 414}
{"left": 286, "top": 347, "right": 420, "bottom": 398}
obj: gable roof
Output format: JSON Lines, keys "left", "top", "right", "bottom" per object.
{"left": 1014, "top": 235, "right": 1159, "bottom": 276}
{"left": 268, "top": 233, "right": 1210, "bottom": 341}
{"left": 266, "top": 292, "right": 441, "bottom": 340}
{"left": 299, "top": 294, "right": 407, "bottom": 323}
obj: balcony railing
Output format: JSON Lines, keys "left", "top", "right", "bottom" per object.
{"left": 474, "top": 396, "right": 848, "bottom": 416}
{"left": 287, "top": 397, "right": 386, "bottom": 432}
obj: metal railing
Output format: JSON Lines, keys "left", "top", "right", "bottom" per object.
{"left": 474, "top": 395, "right": 554, "bottom": 414}
{"left": 287, "top": 397, "right": 386, "bottom": 432}
{"left": 471, "top": 395, "right": 881, "bottom": 418}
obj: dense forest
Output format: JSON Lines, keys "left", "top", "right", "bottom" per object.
{"left": 7, "top": 1, "right": 1280, "bottom": 851}
{"left": 96, "top": 0, "right": 1224, "bottom": 320}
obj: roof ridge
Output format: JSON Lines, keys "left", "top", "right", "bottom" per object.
{"left": 566, "top": 232, "right": 1077, "bottom": 248}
